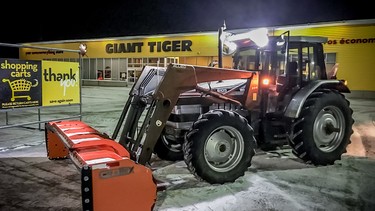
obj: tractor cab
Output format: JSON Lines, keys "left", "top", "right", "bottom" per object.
{"left": 221, "top": 29, "right": 329, "bottom": 115}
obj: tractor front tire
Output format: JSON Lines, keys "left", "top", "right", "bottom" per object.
{"left": 288, "top": 90, "right": 354, "bottom": 165}
{"left": 183, "top": 109, "right": 256, "bottom": 184}
{"left": 154, "top": 135, "right": 184, "bottom": 161}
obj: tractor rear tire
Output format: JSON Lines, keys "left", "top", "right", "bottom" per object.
{"left": 183, "top": 109, "right": 256, "bottom": 184}
{"left": 154, "top": 135, "right": 184, "bottom": 161}
{"left": 288, "top": 90, "right": 354, "bottom": 165}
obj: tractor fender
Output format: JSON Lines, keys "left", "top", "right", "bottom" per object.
{"left": 284, "top": 80, "right": 350, "bottom": 118}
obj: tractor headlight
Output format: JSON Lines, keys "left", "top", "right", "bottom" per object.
{"left": 223, "top": 40, "right": 237, "bottom": 55}
{"left": 248, "top": 28, "right": 269, "bottom": 48}
{"left": 221, "top": 31, "right": 238, "bottom": 55}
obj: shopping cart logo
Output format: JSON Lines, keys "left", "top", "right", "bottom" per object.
{"left": 2, "top": 78, "right": 39, "bottom": 101}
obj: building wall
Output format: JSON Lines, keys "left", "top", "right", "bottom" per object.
{"left": 19, "top": 20, "right": 375, "bottom": 92}
{"left": 279, "top": 24, "right": 375, "bottom": 91}
{"left": 19, "top": 33, "right": 219, "bottom": 59}
{"left": 180, "top": 56, "right": 233, "bottom": 68}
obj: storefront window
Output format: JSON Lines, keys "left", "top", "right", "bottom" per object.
{"left": 75, "top": 57, "right": 180, "bottom": 81}
{"left": 97, "top": 70, "right": 104, "bottom": 80}
{"left": 120, "top": 72, "right": 127, "bottom": 81}
{"left": 325, "top": 53, "right": 337, "bottom": 79}
{"left": 325, "top": 53, "right": 336, "bottom": 64}
{"left": 104, "top": 66, "right": 111, "bottom": 79}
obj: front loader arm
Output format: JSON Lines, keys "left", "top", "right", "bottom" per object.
{"left": 138, "top": 64, "right": 254, "bottom": 164}
{"left": 44, "top": 64, "right": 253, "bottom": 210}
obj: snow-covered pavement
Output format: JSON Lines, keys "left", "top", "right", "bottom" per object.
{"left": 0, "top": 86, "right": 374, "bottom": 211}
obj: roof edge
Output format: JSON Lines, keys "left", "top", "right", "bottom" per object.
{"left": 23, "top": 18, "right": 375, "bottom": 45}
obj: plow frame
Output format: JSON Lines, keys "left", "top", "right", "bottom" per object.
{"left": 45, "top": 63, "right": 257, "bottom": 210}
{"left": 113, "top": 64, "right": 256, "bottom": 165}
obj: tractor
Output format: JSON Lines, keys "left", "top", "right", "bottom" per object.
{"left": 45, "top": 27, "right": 354, "bottom": 210}
{"left": 148, "top": 28, "right": 354, "bottom": 184}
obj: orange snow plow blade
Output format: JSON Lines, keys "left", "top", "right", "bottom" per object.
{"left": 45, "top": 120, "right": 157, "bottom": 211}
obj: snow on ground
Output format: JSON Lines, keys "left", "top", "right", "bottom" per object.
{"left": 0, "top": 86, "right": 374, "bottom": 210}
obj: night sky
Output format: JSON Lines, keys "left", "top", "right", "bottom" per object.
{"left": 0, "top": 0, "right": 374, "bottom": 44}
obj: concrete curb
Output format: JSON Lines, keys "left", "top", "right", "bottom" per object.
{"left": 82, "top": 79, "right": 128, "bottom": 87}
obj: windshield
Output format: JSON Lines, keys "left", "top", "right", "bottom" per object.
{"left": 233, "top": 38, "right": 323, "bottom": 85}
{"left": 233, "top": 42, "right": 286, "bottom": 84}
{"left": 233, "top": 48, "right": 259, "bottom": 70}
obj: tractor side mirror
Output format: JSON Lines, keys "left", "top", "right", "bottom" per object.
{"left": 277, "top": 35, "right": 286, "bottom": 54}
{"left": 277, "top": 31, "right": 290, "bottom": 55}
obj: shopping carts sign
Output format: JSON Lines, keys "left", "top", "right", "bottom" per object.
{"left": 0, "top": 59, "right": 80, "bottom": 109}
{"left": 0, "top": 59, "right": 42, "bottom": 109}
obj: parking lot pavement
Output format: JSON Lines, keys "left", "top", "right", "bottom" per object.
{"left": 0, "top": 86, "right": 374, "bottom": 210}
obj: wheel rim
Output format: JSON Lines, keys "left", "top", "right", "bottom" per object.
{"left": 204, "top": 126, "right": 244, "bottom": 172}
{"left": 161, "top": 135, "right": 182, "bottom": 153}
{"left": 313, "top": 105, "right": 345, "bottom": 152}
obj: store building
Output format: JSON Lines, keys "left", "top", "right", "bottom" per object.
{"left": 19, "top": 19, "right": 375, "bottom": 97}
